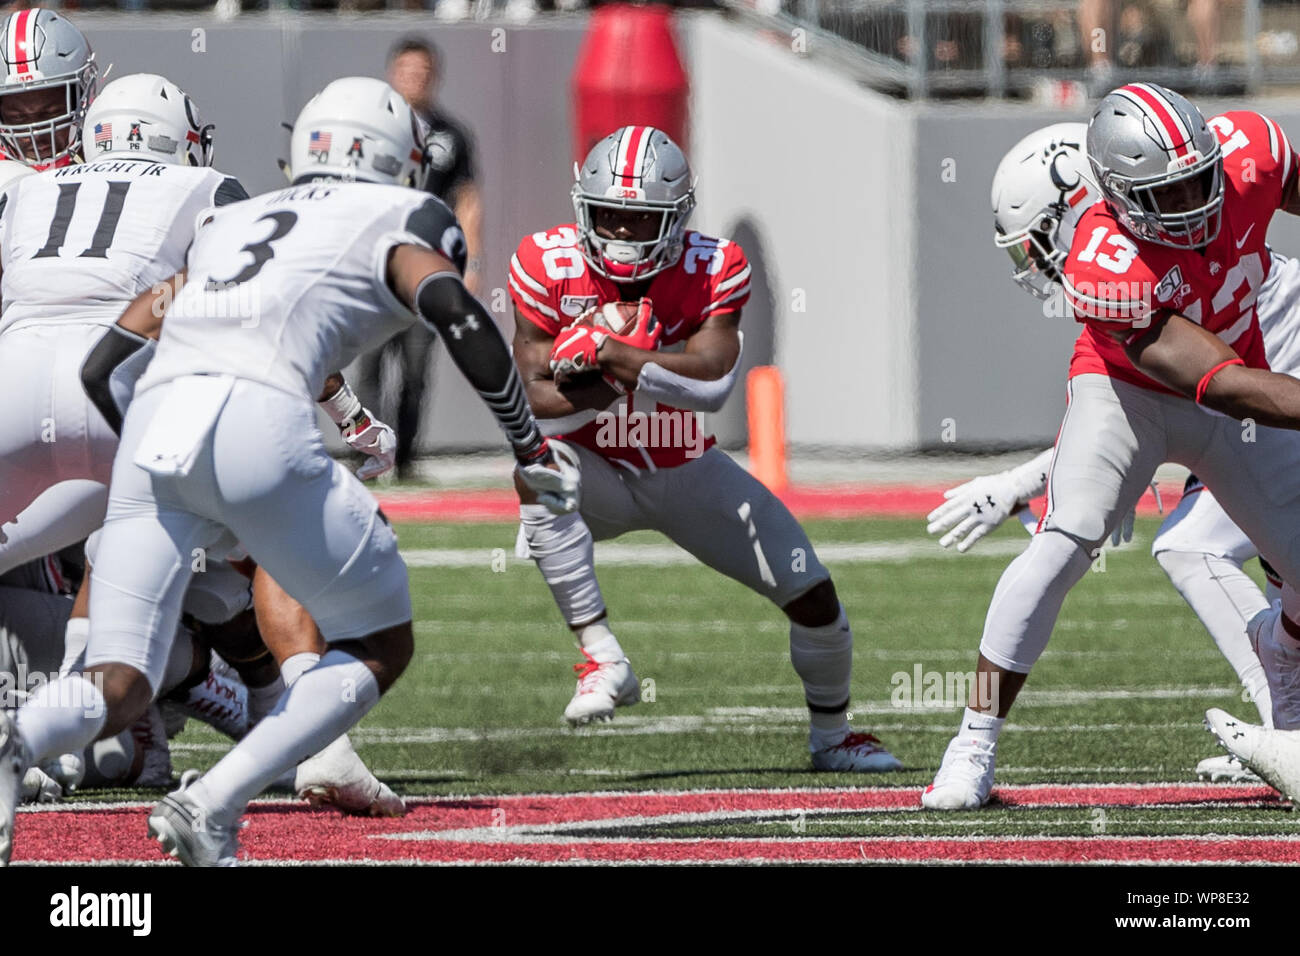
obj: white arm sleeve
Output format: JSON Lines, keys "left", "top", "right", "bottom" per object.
{"left": 634, "top": 332, "right": 744, "bottom": 413}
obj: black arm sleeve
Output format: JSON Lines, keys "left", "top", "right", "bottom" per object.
{"left": 80, "top": 325, "right": 155, "bottom": 435}
{"left": 405, "top": 197, "right": 468, "bottom": 275}
{"left": 415, "top": 272, "right": 544, "bottom": 461}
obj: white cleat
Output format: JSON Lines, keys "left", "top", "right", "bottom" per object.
{"left": 810, "top": 731, "right": 903, "bottom": 772}
{"left": 1195, "top": 752, "right": 1260, "bottom": 783}
{"left": 1247, "top": 604, "right": 1300, "bottom": 730}
{"left": 295, "top": 734, "right": 406, "bottom": 818}
{"left": 147, "top": 770, "right": 240, "bottom": 867}
{"left": 922, "top": 734, "right": 997, "bottom": 810}
{"left": 0, "top": 710, "right": 26, "bottom": 865}
{"left": 1205, "top": 707, "right": 1300, "bottom": 803}
{"left": 563, "top": 649, "right": 640, "bottom": 726}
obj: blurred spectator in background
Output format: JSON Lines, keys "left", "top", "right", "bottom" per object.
{"left": 1080, "top": 0, "right": 1218, "bottom": 85}
{"left": 359, "top": 35, "right": 483, "bottom": 479}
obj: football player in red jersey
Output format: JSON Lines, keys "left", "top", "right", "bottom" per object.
{"left": 926, "top": 84, "right": 1300, "bottom": 809}
{"left": 508, "top": 126, "right": 901, "bottom": 771}
{"left": 0, "top": 9, "right": 97, "bottom": 169}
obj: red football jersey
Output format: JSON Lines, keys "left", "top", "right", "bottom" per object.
{"left": 509, "top": 223, "right": 750, "bottom": 470}
{"left": 1063, "top": 110, "right": 1297, "bottom": 395}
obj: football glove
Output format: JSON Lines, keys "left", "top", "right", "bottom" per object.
{"left": 319, "top": 378, "right": 397, "bottom": 481}
{"left": 343, "top": 411, "right": 397, "bottom": 481}
{"left": 927, "top": 449, "right": 1053, "bottom": 553}
{"left": 516, "top": 438, "right": 581, "bottom": 516}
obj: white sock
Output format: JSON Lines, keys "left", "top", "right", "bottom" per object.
{"left": 190, "top": 650, "right": 379, "bottom": 825}
{"left": 58, "top": 617, "right": 89, "bottom": 677}
{"left": 960, "top": 707, "right": 1004, "bottom": 747}
{"left": 577, "top": 623, "right": 625, "bottom": 662}
{"left": 279, "top": 651, "right": 320, "bottom": 688}
{"left": 1155, "top": 549, "right": 1272, "bottom": 726}
{"left": 16, "top": 675, "right": 107, "bottom": 765}
{"left": 790, "top": 604, "right": 852, "bottom": 739}
{"left": 519, "top": 505, "right": 607, "bottom": 626}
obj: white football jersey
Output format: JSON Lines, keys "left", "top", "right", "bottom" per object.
{"left": 0, "top": 159, "right": 246, "bottom": 334}
{"left": 138, "top": 181, "right": 466, "bottom": 399}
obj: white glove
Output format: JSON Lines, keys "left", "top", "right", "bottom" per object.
{"left": 516, "top": 438, "right": 581, "bottom": 516}
{"left": 927, "top": 472, "right": 1023, "bottom": 553}
{"left": 927, "top": 449, "right": 1053, "bottom": 553}
{"left": 343, "top": 411, "right": 397, "bottom": 481}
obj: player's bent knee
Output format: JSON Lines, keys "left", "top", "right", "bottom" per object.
{"left": 783, "top": 578, "right": 839, "bottom": 628}
{"left": 84, "top": 661, "right": 154, "bottom": 739}
{"left": 333, "top": 621, "right": 413, "bottom": 695}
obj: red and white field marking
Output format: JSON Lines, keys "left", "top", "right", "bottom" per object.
{"left": 12, "top": 784, "right": 1298, "bottom": 865}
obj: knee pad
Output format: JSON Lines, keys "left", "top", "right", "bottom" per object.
{"left": 518, "top": 504, "right": 605, "bottom": 628}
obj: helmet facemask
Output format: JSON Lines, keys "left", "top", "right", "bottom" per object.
{"left": 995, "top": 206, "right": 1068, "bottom": 299}
{"left": 0, "top": 56, "right": 97, "bottom": 166}
{"left": 1100, "top": 145, "right": 1224, "bottom": 250}
{"left": 572, "top": 182, "right": 695, "bottom": 283}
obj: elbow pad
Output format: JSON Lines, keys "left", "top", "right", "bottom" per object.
{"left": 635, "top": 332, "right": 744, "bottom": 413}
{"left": 80, "top": 325, "right": 156, "bottom": 435}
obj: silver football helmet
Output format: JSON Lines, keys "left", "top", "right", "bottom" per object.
{"left": 572, "top": 126, "right": 695, "bottom": 282}
{"left": 0, "top": 8, "right": 97, "bottom": 167}
{"left": 1087, "top": 83, "right": 1222, "bottom": 249}
{"left": 992, "top": 122, "right": 1100, "bottom": 298}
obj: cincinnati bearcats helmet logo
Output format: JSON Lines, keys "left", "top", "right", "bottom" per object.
{"left": 1045, "top": 140, "right": 1083, "bottom": 193}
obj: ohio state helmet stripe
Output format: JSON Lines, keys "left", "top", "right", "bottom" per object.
{"left": 616, "top": 125, "right": 652, "bottom": 186}
{"left": 1116, "top": 84, "right": 1191, "bottom": 158}
{"left": 7, "top": 9, "right": 32, "bottom": 77}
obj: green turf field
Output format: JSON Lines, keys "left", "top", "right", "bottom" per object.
{"left": 166, "top": 515, "right": 1272, "bottom": 802}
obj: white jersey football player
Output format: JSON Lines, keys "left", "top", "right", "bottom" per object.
{"left": 0, "top": 73, "right": 248, "bottom": 572}
{"left": 920, "top": 86, "right": 1300, "bottom": 811}
{"left": 0, "top": 76, "right": 577, "bottom": 866}
{"left": 926, "top": 122, "right": 1300, "bottom": 782}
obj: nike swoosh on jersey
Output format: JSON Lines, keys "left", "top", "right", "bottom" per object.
{"left": 1237, "top": 224, "right": 1255, "bottom": 249}
{"left": 663, "top": 319, "right": 685, "bottom": 335}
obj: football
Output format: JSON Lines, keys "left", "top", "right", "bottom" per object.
{"left": 582, "top": 300, "right": 642, "bottom": 335}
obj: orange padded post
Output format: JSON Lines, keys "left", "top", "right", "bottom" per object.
{"left": 747, "top": 365, "right": 787, "bottom": 494}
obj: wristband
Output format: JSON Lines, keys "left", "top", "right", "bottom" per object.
{"left": 319, "top": 380, "right": 363, "bottom": 427}
{"left": 1195, "top": 358, "right": 1244, "bottom": 405}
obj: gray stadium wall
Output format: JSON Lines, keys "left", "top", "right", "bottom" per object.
{"left": 67, "top": 13, "right": 1300, "bottom": 454}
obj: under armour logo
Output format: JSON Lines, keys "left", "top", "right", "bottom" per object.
{"left": 448, "top": 314, "right": 480, "bottom": 340}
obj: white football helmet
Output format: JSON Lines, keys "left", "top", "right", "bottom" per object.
{"left": 991, "top": 122, "right": 1100, "bottom": 298}
{"left": 0, "top": 8, "right": 97, "bottom": 167}
{"left": 572, "top": 126, "right": 695, "bottom": 283}
{"left": 288, "top": 77, "right": 428, "bottom": 187}
{"left": 82, "top": 74, "right": 214, "bottom": 167}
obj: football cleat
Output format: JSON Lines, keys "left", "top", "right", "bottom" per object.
{"left": 1205, "top": 707, "right": 1300, "bottom": 803}
{"left": 1195, "top": 753, "right": 1260, "bottom": 783}
{"left": 148, "top": 770, "right": 240, "bottom": 867}
{"left": 0, "top": 711, "right": 30, "bottom": 865}
{"left": 1247, "top": 605, "right": 1300, "bottom": 730}
{"left": 922, "top": 734, "right": 997, "bottom": 810}
{"left": 295, "top": 734, "right": 406, "bottom": 817}
{"left": 810, "top": 731, "right": 903, "bottom": 772}
{"left": 563, "top": 649, "right": 640, "bottom": 726}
